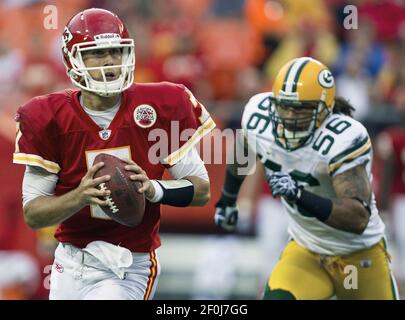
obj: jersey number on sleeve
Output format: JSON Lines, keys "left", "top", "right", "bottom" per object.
{"left": 185, "top": 88, "right": 210, "bottom": 124}
{"left": 312, "top": 118, "right": 351, "bottom": 155}
{"left": 246, "top": 98, "right": 271, "bottom": 134}
{"left": 258, "top": 120, "right": 352, "bottom": 186}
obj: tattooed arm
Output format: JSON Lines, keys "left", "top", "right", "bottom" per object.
{"left": 325, "top": 164, "right": 371, "bottom": 234}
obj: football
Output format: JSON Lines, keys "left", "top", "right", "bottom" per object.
{"left": 93, "top": 153, "right": 145, "bottom": 227}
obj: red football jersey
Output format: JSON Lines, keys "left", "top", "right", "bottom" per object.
{"left": 378, "top": 127, "right": 405, "bottom": 195}
{"left": 13, "top": 82, "right": 215, "bottom": 252}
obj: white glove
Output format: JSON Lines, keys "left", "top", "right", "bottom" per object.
{"left": 266, "top": 171, "right": 300, "bottom": 202}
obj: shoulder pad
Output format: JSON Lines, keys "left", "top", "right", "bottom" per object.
{"left": 317, "top": 114, "right": 371, "bottom": 176}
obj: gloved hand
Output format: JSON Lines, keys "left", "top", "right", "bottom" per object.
{"left": 267, "top": 171, "right": 301, "bottom": 202}
{"left": 214, "top": 199, "right": 238, "bottom": 231}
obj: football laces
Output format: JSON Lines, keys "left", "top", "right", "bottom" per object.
{"left": 99, "top": 182, "right": 119, "bottom": 213}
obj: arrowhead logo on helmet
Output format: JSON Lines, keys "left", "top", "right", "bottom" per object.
{"left": 62, "top": 27, "right": 73, "bottom": 46}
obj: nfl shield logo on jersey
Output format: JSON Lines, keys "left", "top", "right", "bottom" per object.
{"left": 99, "top": 128, "right": 112, "bottom": 140}
{"left": 134, "top": 104, "right": 157, "bottom": 128}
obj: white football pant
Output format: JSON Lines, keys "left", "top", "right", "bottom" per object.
{"left": 49, "top": 242, "right": 160, "bottom": 300}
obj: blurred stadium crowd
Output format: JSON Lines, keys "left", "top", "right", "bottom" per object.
{"left": 0, "top": 0, "right": 405, "bottom": 299}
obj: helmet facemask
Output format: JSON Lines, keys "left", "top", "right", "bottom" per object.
{"left": 269, "top": 97, "right": 329, "bottom": 150}
{"left": 65, "top": 38, "right": 135, "bottom": 97}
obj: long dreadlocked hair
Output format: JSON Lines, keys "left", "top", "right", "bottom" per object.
{"left": 332, "top": 96, "right": 356, "bottom": 117}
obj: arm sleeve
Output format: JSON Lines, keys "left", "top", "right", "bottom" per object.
{"left": 168, "top": 147, "right": 209, "bottom": 181}
{"left": 13, "top": 99, "right": 60, "bottom": 174}
{"left": 147, "top": 147, "right": 208, "bottom": 203}
{"left": 22, "top": 165, "right": 58, "bottom": 208}
{"left": 328, "top": 123, "right": 372, "bottom": 177}
{"left": 161, "top": 85, "right": 216, "bottom": 167}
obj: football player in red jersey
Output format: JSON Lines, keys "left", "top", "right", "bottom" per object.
{"left": 376, "top": 119, "right": 405, "bottom": 284}
{"left": 13, "top": 8, "right": 215, "bottom": 300}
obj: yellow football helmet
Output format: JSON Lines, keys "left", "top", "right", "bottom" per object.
{"left": 270, "top": 57, "right": 335, "bottom": 150}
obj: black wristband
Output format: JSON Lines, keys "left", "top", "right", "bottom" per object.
{"left": 295, "top": 189, "right": 333, "bottom": 222}
{"left": 157, "top": 180, "right": 195, "bottom": 207}
{"left": 218, "top": 170, "right": 245, "bottom": 207}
